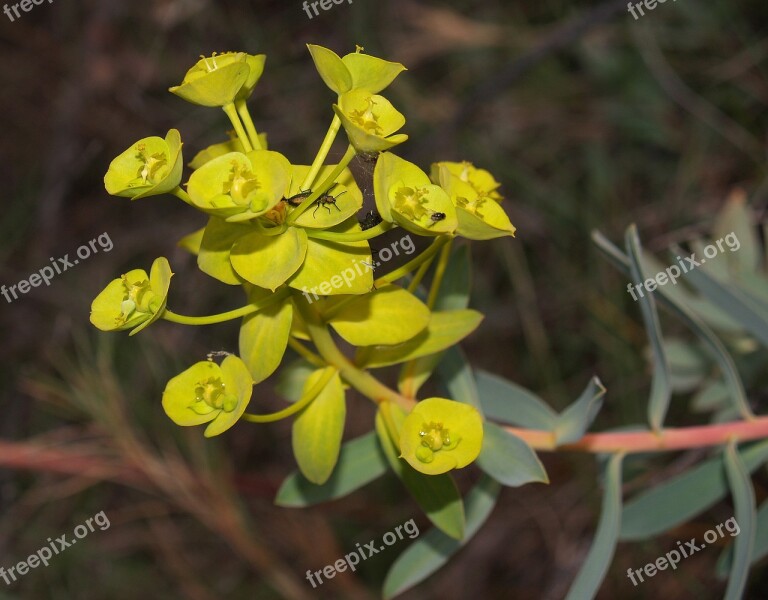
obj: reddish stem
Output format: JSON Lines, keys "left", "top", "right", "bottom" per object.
{"left": 506, "top": 415, "right": 768, "bottom": 453}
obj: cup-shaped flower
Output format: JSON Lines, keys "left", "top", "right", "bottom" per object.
{"left": 104, "top": 129, "right": 183, "bottom": 200}
{"left": 187, "top": 150, "right": 291, "bottom": 222}
{"left": 307, "top": 44, "right": 406, "bottom": 95}
{"left": 90, "top": 257, "right": 173, "bottom": 335}
{"left": 399, "top": 398, "right": 483, "bottom": 475}
{"left": 333, "top": 90, "right": 408, "bottom": 153}
{"left": 162, "top": 355, "right": 254, "bottom": 437}
{"left": 236, "top": 53, "right": 267, "bottom": 100}
{"left": 431, "top": 161, "right": 504, "bottom": 202}
{"left": 373, "top": 152, "right": 456, "bottom": 235}
{"left": 169, "top": 52, "right": 251, "bottom": 107}
{"left": 432, "top": 163, "right": 515, "bottom": 240}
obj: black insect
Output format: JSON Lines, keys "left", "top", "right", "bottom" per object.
{"left": 359, "top": 210, "right": 383, "bottom": 231}
{"left": 312, "top": 191, "right": 345, "bottom": 217}
{"left": 429, "top": 212, "right": 446, "bottom": 222}
{"left": 284, "top": 189, "right": 311, "bottom": 206}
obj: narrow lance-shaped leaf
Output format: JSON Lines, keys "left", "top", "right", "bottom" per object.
{"left": 620, "top": 440, "right": 768, "bottom": 540}
{"left": 674, "top": 243, "right": 768, "bottom": 349}
{"left": 477, "top": 422, "right": 548, "bottom": 487}
{"left": 592, "top": 231, "right": 754, "bottom": 420}
{"left": 626, "top": 225, "right": 671, "bottom": 431}
{"left": 564, "top": 453, "right": 624, "bottom": 600}
{"left": 382, "top": 475, "right": 501, "bottom": 599}
{"left": 276, "top": 432, "right": 388, "bottom": 507}
{"left": 716, "top": 498, "right": 768, "bottom": 577}
{"left": 553, "top": 377, "right": 606, "bottom": 445}
{"left": 723, "top": 440, "right": 756, "bottom": 600}
{"left": 476, "top": 370, "right": 557, "bottom": 430}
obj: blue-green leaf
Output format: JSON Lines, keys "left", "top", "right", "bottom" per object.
{"left": 476, "top": 371, "right": 557, "bottom": 429}
{"left": 276, "top": 432, "right": 388, "bottom": 507}
{"left": 620, "top": 440, "right": 768, "bottom": 540}
{"left": 382, "top": 475, "right": 500, "bottom": 599}
{"left": 723, "top": 440, "right": 756, "bottom": 600}
{"left": 436, "top": 346, "right": 482, "bottom": 413}
{"left": 564, "top": 453, "right": 624, "bottom": 600}
{"left": 592, "top": 231, "right": 753, "bottom": 420}
{"left": 477, "top": 422, "right": 548, "bottom": 487}
{"left": 676, "top": 244, "right": 768, "bottom": 349}
{"left": 717, "top": 498, "right": 768, "bottom": 577}
{"left": 554, "top": 377, "right": 605, "bottom": 445}
{"left": 626, "top": 225, "right": 671, "bottom": 431}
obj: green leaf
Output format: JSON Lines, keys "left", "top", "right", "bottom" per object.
{"left": 274, "top": 358, "right": 316, "bottom": 403}
{"left": 288, "top": 224, "right": 373, "bottom": 296}
{"left": 197, "top": 217, "right": 248, "bottom": 285}
{"left": 723, "top": 440, "right": 756, "bottom": 600}
{"left": 564, "top": 453, "right": 624, "bottom": 600}
{"left": 553, "top": 377, "right": 606, "bottom": 445}
{"left": 239, "top": 297, "right": 293, "bottom": 384}
{"left": 177, "top": 226, "right": 205, "bottom": 256}
{"left": 477, "top": 422, "right": 548, "bottom": 487}
{"left": 292, "top": 368, "right": 346, "bottom": 485}
{"left": 713, "top": 192, "right": 759, "bottom": 276}
{"left": 691, "top": 380, "right": 729, "bottom": 413}
{"left": 341, "top": 51, "right": 406, "bottom": 94}
{"left": 276, "top": 432, "right": 388, "bottom": 507}
{"left": 717, "top": 499, "right": 768, "bottom": 577}
{"left": 620, "top": 440, "right": 768, "bottom": 540}
{"left": 375, "top": 407, "right": 465, "bottom": 539}
{"left": 476, "top": 370, "right": 557, "bottom": 429}
{"left": 592, "top": 231, "right": 753, "bottom": 420}
{"left": 435, "top": 346, "right": 482, "bottom": 413}
{"left": 231, "top": 228, "right": 308, "bottom": 291}
{"left": 328, "top": 286, "right": 430, "bottom": 346}
{"left": 357, "top": 309, "right": 483, "bottom": 368}
{"left": 626, "top": 225, "right": 671, "bottom": 431}
{"left": 678, "top": 248, "right": 768, "bottom": 348}
{"left": 382, "top": 475, "right": 500, "bottom": 600}
{"left": 306, "top": 44, "right": 352, "bottom": 95}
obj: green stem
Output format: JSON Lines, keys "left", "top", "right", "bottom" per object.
{"left": 375, "top": 236, "right": 451, "bottom": 288}
{"left": 294, "top": 298, "right": 415, "bottom": 411}
{"left": 287, "top": 337, "right": 325, "bottom": 368}
{"left": 303, "top": 221, "right": 393, "bottom": 242}
{"left": 243, "top": 366, "right": 336, "bottom": 423}
{"left": 162, "top": 289, "right": 290, "bottom": 326}
{"left": 235, "top": 99, "right": 263, "bottom": 150}
{"left": 287, "top": 145, "right": 356, "bottom": 224}
{"left": 300, "top": 114, "right": 342, "bottom": 191}
{"left": 426, "top": 239, "right": 453, "bottom": 309}
{"left": 407, "top": 254, "right": 435, "bottom": 294}
{"left": 171, "top": 186, "right": 194, "bottom": 206}
{"left": 223, "top": 103, "right": 253, "bottom": 153}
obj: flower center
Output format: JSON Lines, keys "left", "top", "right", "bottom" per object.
{"left": 456, "top": 195, "right": 486, "bottom": 217}
{"left": 116, "top": 276, "right": 158, "bottom": 326}
{"left": 135, "top": 144, "right": 168, "bottom": 185}
{"left": 223, "top": 161, "right": 260, "bottom": 207}
{"left": 416, "top": 421, "right": 460, "bottom": 463}
{"left": 349, "top": 98, "right": 383, "bottom": 135}
{"left": 190, "top": 376, "right": 237, "bottom": 414}
{"left": 393, "top": 186, "right": 428, "bottom": 220}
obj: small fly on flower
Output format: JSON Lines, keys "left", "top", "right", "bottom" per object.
{"left": 283, "top": 186, "right": 345, "bottom": 217}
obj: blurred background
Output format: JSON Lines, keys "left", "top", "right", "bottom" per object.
{"left": 2, "top": 0, "right": 768, "bottom": 598}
